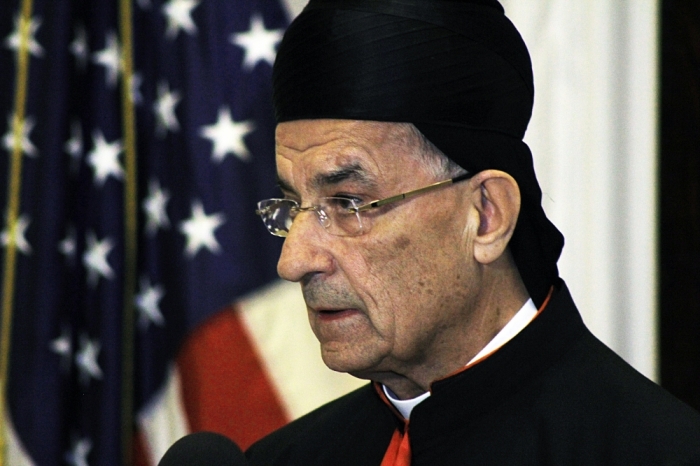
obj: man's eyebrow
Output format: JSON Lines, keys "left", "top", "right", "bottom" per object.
{"left": 276, "top": 163, "right": 377, "bottom": 195}
{"left": 310, "top": 163, "right": 376, "bottom": 191}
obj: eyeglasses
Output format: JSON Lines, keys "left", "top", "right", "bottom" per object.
{"left": 255, "top": 172, "right": 472, "bottom": 237}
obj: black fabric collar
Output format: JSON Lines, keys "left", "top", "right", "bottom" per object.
{"left": 410, "top": 279, "right": 585, "bottom": 438}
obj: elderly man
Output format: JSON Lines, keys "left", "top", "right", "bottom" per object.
{"left": 247, "top": 0, "right": 700, "bottom": 464}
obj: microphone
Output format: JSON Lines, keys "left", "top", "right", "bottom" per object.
{"left": 158, "top": 431, "right": 249, "bottom": 465}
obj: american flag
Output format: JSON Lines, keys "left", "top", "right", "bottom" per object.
{"left": 0, "top": 0, "right": 299, "bottom": 463}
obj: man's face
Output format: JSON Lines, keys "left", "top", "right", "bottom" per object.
{"left": 275, "top": 119, "right": 482, "bottom": 383}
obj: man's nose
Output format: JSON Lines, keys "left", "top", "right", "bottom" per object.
{"left": 277, "top": 210, "right": 334, "bottom": 283}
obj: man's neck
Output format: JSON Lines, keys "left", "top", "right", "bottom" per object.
{"left": 384, "top": 297, "right": 538, "bottom": 418}
{"left": 364, "top": 266, "right": 531, "bottom": 399}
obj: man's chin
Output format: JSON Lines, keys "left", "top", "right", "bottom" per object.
{"left": 319, "top": 346, "right": 382, "bottom": 378}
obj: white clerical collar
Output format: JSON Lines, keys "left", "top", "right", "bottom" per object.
{"left": 383, "top": 298, "right": 539, "bottom": 419}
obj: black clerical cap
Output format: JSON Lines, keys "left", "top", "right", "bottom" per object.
{"left": 272, "top": 0, "right": 564, "bottom": 306}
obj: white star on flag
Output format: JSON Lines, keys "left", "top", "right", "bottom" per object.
{"left": 3, "top": 114, "right": 38, "bottom": 157}
{"left": 136, "top": 276, "right": 166, "bottom": 330}
{"left": 1, "top": 213, "right": 32, "bottom": 255}
{"left": 50, "top": 326, "right": 73, "bottom": 371}
{"left": 64, "top": 120, "right": 83, "bottom": 171}
{"left": 162, "top": 0, "right": 200, "bottom": 39}
{"left": 200, "top": 106, "right": 254, "bottom": 163}
{"left": 179, "top": 200, "right": 226, "bottom": 257}
{"left": 59, "top": 226, "right": 77, "bottom": 261}
{"left": 75, "top": 335, "right": 103, "bottom": 385}
{"left": 92, "top": 31, "right": 121, "bottom": 88}
{"left": 65, "top": 437, "right": 92, "bottom": 466}
{"left": 88, "top": 130, "right": 124, "bottom": 186}
{"left": 5, "top": 14, "right": 44, "bottom": 58}
{"left": 230, "top": 14, "right": 283, "bottom": 70}
{"left": 154, "top": 81, "right": 181, "bottom": 135}
{"left": 70, "top": 25, "right": 88, "bottom": 69}
{"left": 142, "top": 179, "right": 171, "bottom": 235}
{"left": 83, "top": 232, "right": 115, "bottom": 287}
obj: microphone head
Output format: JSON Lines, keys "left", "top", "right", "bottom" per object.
{"left": 158, "top": 431, "right": 248, "bottom": 465}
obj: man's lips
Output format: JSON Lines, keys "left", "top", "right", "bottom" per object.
{"left": 316, "top": 308, "right": 361, "bottom": 321}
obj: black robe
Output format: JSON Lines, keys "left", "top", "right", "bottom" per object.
{"left": 246, "top": 281, "right": 700, "bottom": 465}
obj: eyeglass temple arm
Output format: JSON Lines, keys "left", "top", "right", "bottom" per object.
{"left": 355, "top": 172, "right": 472, "bottom": 212}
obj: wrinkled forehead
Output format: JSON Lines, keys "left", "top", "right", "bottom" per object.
{"left": 274, "top": 120, "right": 430, "bottom": 197}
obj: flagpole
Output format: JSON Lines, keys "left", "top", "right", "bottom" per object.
{"left": 0, "top": 0, "right": 35, "bottom": 463}
{"left": 119, "top": 0, "right": 138, "bottom": 463}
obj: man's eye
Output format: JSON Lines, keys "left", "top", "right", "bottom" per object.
{"left": 327, "top": 196, "right": 361, "bottom": 210}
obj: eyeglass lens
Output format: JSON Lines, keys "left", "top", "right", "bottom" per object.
{"left": 256, "top": 198, "right": 362, "bottom": 237}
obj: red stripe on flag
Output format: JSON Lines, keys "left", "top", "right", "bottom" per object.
{"left": 133, "top": 430, "right": 153, "bottom": 466}
{"left": 176, "top": 304, "right": 289, "bottom": 449}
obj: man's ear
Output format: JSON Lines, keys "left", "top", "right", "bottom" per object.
{"left": 469, "top": 170, "right": 521, "bottom": 264}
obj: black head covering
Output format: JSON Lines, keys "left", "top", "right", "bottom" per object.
{"left": 272, "top": 0, "right": 564, "bottom": 306}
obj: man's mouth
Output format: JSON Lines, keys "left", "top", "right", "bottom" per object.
{"left": 317, "top": 309, "right": 359, "bottom": 320}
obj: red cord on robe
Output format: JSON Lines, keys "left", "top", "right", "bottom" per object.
{"left": 380, "top": 422, "right": 411, "bottom": 466}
